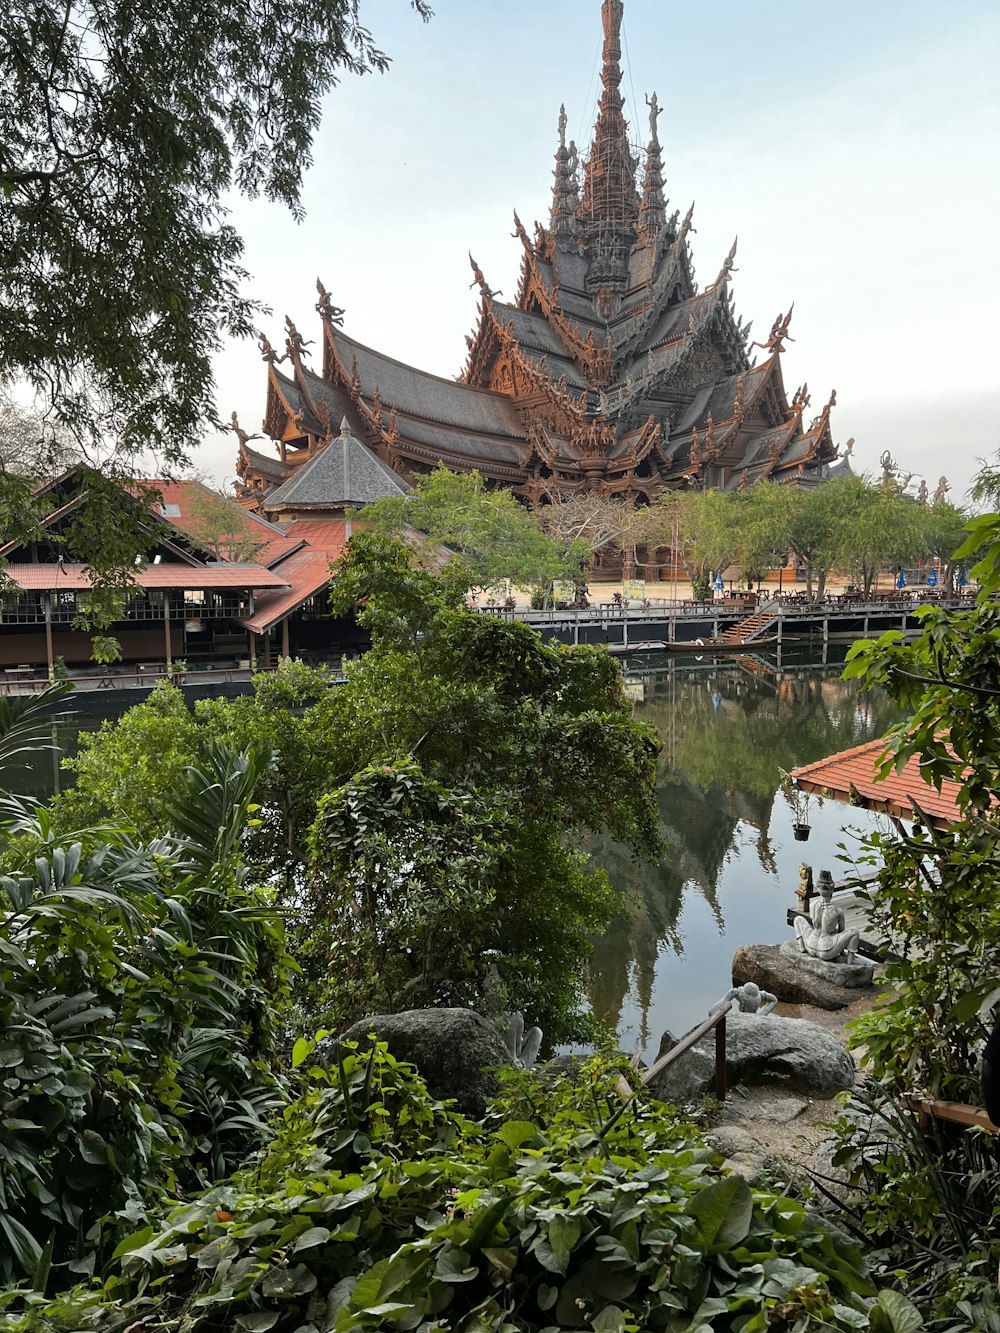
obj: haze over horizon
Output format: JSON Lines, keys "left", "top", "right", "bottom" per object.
{"left": 200, "top": 0, "right": 1000, "bottom": 504}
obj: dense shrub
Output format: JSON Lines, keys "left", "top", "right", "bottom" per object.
{"left": 0, "top": 1045, "right": 919, "bottom": 1332}
{"left": 0, "top": 746, "right": 292, "bottom": 1280}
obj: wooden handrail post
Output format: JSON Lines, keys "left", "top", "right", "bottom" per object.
{"left": 715, "top": 1013, "right": 727, "bottom": 1101}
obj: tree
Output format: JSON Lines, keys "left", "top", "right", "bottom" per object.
{"left": 830, "top": 474, "right": 925, "bottom": 594}
{"left": 645, "top": 488, "right": 740, "bottom": 595}
{"left": 58, "top": 537, "right": 662, "bottom": 1042}
{"left": 727, "top": 483, "right": 792, "bottom": 588}
{"left": 354, "top": 467, "right": 585, "bottom": 594}
{"left": 182, "top": 474, "right": 267, "bottom": 561}
{"left": 919, "top": 498, "right": 969, "bottom": 588}
{"left": 834, "top": 495, "right": 1000, "bottom": 1313}
{"left": 1, "top": 0, "right": 431, "bottom": 560}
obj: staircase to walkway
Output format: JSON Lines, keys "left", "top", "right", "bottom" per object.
{"left": 715, "top": 600, "right": 781, "bottom": 645}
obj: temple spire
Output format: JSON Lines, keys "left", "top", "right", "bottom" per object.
{"left": 639, "top": 91, "right": 666, "bottom": 238}
{"left": 580, "top": 1, "right": 641, "bottom": 317}
{"left": 550, "top": 104, "right": 579, "bottom": 238}
{"left": 580, "top": 0, "right": 639, "bottom": 235}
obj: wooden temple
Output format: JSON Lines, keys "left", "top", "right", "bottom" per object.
{"left": 237, "top": 0, "right": 851, "bottom": 513}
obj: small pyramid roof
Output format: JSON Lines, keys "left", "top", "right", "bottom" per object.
{"left": 264, "top": 420, "right": 409, "bottom": 511}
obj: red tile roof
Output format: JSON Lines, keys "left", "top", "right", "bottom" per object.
{"left": 258, "top": 536, "right": 307, "bottom": 567}
{"left": 281, "top": 519, "right": 348, "bottom": 554}
{"left": 791, "top": 738, "right": 965, "bottom": 828}
{"left": 5, "top": 563, "right": 289, "bottom": 592}
{"left": 241, "top": 550, "right": 335, "bottom": 633}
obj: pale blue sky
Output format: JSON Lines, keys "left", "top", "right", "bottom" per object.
{"left": 203, "top": 0, "right": 1000, "bottom": 500}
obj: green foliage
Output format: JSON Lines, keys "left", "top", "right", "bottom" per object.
{"left": 2, "top": 0, "right": 431, "bottom": 474}
{"left": 0, "top": 745, "right": 292, "bottom": 1280}
{"left": 0, "top": 1049, "right": 905, "bottom": 1333}
{"left": 833, "top": 490, "right": 1000, "bottom": 1325}
{"left": 89, "top": 635, "right": 122, "bottom": 666}
{"left": 306, "top": 760, "right": 505, "bottom": 1017}
{"left": 352, "top": 468, "right": 586, "bottom": 593}
{"left": 63, "top": 538, "right": 661, "bottom": 1042}
{"left": 0, "top": 685, "right": 74, "bottom": 783}
{"left": 59, "top": 683, "right": 204, "bottom": 838}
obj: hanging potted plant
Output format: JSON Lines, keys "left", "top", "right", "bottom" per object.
{"left": 778, "top": 768, "right": 812, "bottom": 841}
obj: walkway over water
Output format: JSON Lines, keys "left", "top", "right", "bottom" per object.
{"left": 485, "top": 591, "right": 976, "bottom": 651}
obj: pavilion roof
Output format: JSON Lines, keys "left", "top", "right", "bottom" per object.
{"left": 241, "top": 549, "right": 337, "bottom": 634}
{"left": 4, "top": 563, "right": 289, "bottom": 592}
{"left": 791, "top": 738, "right": 965, "bottom": 828}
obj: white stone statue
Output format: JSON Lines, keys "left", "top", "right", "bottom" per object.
{"left": 712, "top": 981, "right": 777, "bottom": 1016}
{"left": 794, "top": 872, "right": 860, "bottom": 964}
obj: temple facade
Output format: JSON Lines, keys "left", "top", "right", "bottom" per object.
{"left": 237, "top": 0, "right": 850, "bottom": 513}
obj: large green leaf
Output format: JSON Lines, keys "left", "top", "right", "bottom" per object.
{"left": 689, "top": 1175, "right": 754, "bottom": 1249}
{"left": 871, "top": 1290, "right": 924, "bottom": 1333}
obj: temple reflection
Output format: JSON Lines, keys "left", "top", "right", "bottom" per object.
{"left": 587, "top": 650, "right": 899, "bottom": 1039}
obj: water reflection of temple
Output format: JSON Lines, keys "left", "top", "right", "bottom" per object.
{"left": 588, "top": 654, "right": 899, "bottom": 1038}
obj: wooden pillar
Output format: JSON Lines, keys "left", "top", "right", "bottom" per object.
{"left": 163, "top": 592, "right": 172, "bottom": 672}
{"left": 714, "top": 1014, "right": 728, "bottom": 1101}
{"left": 281, "top": 617, "right": 290, "bottom": 659}
{"left": 249, "top": 632, "right": 257, "bottom": 672}
{"left": 44, "top": 596, "right": 54, "bottom": 680}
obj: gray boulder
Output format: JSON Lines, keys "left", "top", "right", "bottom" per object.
{"left": 648, "top": 1011, "right": 855, "bottom": 1105}
{"left": 338, "top": 1008, "right": 513, "bottom": 1118}
{"left": 733, "top": 943, "right": 878, "bottom": 1011}
{"left": 778, "top": 940, "right": 875, "bottom": 987}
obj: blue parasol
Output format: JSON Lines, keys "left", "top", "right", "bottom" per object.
{"left": 925, "top": 566, "right": 938, "bottom": 587}
{"left": 957, "top": 568, "right": 968, "bottom": 589}
{"left": 896, "top": 568, "right": 908, "bottom": 589}
{"left": 714, "top": 572, "right": 725, "bottom": 592}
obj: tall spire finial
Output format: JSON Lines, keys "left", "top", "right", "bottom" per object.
{"left": 639, "top": 91, "right": 666, "bottom": 239}
{"left": 581, "top": 0, "right": 639, "bottom": 236}
{"left": 580, "top": 0, "right": 640, "bottom": 315}
{"left": 551, "top": 105, "right": 580, "bottom": 238}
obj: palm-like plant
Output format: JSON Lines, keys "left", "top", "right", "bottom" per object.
{"left": 0, "top": 682, "right": 74, "bottom": 781}
{"left": 0, "top": 741, "right": 292, "bottom": 1282}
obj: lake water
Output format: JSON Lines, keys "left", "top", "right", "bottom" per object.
{"left": 22, "top": 648, "right": 896, "bottom": 1055}
{"left": 587, "top": 645, "right": 898, "bottom": 1055}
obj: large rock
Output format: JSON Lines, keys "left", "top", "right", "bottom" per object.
{"left": 778, "top": 940, "right": 874, "bottom": 987}
{"left": 648, "top": 1011, "right": 856, "bottom": 1105}
{"left": 338, "top": 1008, "right": 513, "bottom": 1118}
{"left": 732, "top": 943, "right": 877, "bottom": 1011}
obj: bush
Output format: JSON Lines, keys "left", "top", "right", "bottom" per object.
{"left": 1, "top": 1045, "right": 919, "bottom": 1332}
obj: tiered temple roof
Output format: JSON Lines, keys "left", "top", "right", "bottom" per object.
{"left": 237, "top": 0, "right": 851, "bottom": 511}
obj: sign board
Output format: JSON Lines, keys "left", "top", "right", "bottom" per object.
{"left": 623, "top": 680, "right": 646, "bottom": 703}
{"left": 623, "top": 579, "right": 646, "bottom": 602}
{"left": 552, "top": 580, "right": 576, "bottom": 603}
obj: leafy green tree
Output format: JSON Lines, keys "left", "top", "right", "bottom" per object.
{"left": 919, "top": 498, "right": 969, "bottom": 588}
{"left": 354, "top": 467, "right": 585, "bottom": 595}
{"left": 1, "top": 0, "right": 430, "bottom": 574}
{"left": 781, "top": 479, "right": 855, "bottom": 599}
{"left": 831, "top": 474, "right": 925, "bottom": 594}
{"left": 726, "top": 483, "right": 792, "bottom": 588}
{"left": 834, "top": 495, "right": 1000, "bottom": 1313}
{"left": 60, "top": 538, "right": 661, "bottom": 1040}
{"left": 647, "top": 488, "right": 735, "bottom": 590}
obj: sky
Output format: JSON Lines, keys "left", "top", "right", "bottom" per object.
{"left": 201, "top": 0, "right": 1000, "bottom": 503}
